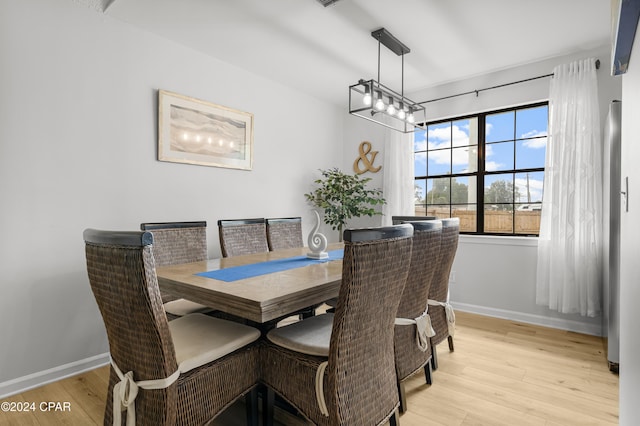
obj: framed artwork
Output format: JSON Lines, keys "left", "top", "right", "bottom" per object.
{"left": 158, "top": 90, "right": 253, "bottom": 170}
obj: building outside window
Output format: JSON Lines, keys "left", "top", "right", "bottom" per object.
{"left": 413, "top": 102, "right": 548, "bottom": 235}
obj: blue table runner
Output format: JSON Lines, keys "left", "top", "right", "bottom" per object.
{"left": 196, "top": 249, "right": 344, "bottom": 282}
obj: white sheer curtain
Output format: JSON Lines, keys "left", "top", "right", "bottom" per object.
{"left": 382, "top": 127, "right": 415, "bottom": 225}
{"left": 536, "top": 58, "right": 602, "bottom": 317}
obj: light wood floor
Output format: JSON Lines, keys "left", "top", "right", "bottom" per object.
{"left": 0, "top": 311, "right": 618, "bottom": 425}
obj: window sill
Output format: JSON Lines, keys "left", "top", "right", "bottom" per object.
{"left": 459, "top": 234, "right": 538, "bottom": 247}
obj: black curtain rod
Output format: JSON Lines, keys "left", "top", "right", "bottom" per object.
{"left": 418, "top": 59, "right": 600, "bottom": 105}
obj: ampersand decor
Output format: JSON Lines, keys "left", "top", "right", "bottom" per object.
{"left": 353, "top": 141, "right": 382, "bottom": 175}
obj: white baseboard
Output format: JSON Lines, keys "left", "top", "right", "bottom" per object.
{"left": 452, "top": 302, "right": 603, "bottom": 336}
{"left": 0, "top": 352, "right": 109, "bottom": 399}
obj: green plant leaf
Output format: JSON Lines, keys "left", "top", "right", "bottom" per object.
{"left": 304, "top": 168, "right": 386, "bottom": 232}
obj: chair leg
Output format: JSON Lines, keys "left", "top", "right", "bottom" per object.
{"left": 430, "top": 343, "right": 439, "bottom": 371}
{"left": 424, "top": 360, "right": 433, "bottom": 385}
{"left": 301, "top": 306, "right": 315, "bottom": 319}
{"left": 397, "top": 379, "right": 407, "bottom": 413}
{"left": 262, "top": 386, "right": 275, "bottom": 426}
{"left": 389, "top": 408, "right": 400, "bottom": 426}
{"left": 448, "top": 335, "right": 455, "bottom": 351}
{"left": 245, "top": 387, "right": 258, "bottom": 426}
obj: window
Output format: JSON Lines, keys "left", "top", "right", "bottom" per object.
{"left": 413, "top": 102, "right": 547, "bottom": 235}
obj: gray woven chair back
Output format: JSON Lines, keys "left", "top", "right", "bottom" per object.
{"left": 140, "top": 221, "right": 207, "bottom": 304}
{"left": 266, "top": 217, "right": 303, "bottom": 251}
{"left": 392, "top": 215, "right": 436, "bottom": 225}
{"left": 429, "top": 218, "right": 459, "bottom": 302}
{"left": 140, "top": 221, "right": 208, "bottom": 266}
{"left": 394, "top": 220, "right": 443, "bottom": 380}
{"left": 328, "top": 224, "right": 413, "bottom": 424}
{"left": 428, "top": 217, "right": 460, "bottom": 345}
{"left": 83, "top": 229, "right": 178, "bottom": 423}
{"left": 218, "top": 218, "right": 268, "bottom": 257}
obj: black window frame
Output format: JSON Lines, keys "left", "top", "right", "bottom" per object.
{"left": 413, "top": 101, "right": 548, "bottom": 236}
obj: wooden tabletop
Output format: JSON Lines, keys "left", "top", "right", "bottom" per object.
{"left": 156, "top": 243, "right": 343, "bottom": 323}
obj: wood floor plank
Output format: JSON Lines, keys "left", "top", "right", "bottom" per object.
{"left": 435, "top": 370, "right": 613, "bottom": 426}
{"left": 0, "top": 312, "right": 619, "bottom": 425}
{"left": 522, "top": 369, "right": 619, "bottom": 402}
{"left": 13, "top": 381, "right": 95, "bottom": 426}
{"left": 58, "top": 367, "right": 109, "bottom": 424}
{"left": 0, "top": 395, "right": 43, "bottom": 426}
{"left": 461, "top": 366, "right": 618, "bottom": 424}
{"left": 401, "top": 374, "right": 468, "bottom": 425}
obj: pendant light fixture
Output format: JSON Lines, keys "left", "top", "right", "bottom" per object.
{"left": 349, "top": 28, "right": 426, "bottom": 133}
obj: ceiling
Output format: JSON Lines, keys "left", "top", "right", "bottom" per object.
{"left": 104, "top": 0, "right": 611, "bottom": 105}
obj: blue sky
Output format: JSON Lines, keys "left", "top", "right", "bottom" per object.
{"left": 414, "top": 105, "right": 548, "bottom": 203}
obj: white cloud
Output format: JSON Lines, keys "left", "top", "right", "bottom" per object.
{"left": 484, "top": 144, "right": 504, "bottom": 171}
{"left": 428, "top": 124, "right": 474, "bottom": 149}
{"left": 426, "top": 125, "right": 477, "bottom": 168}
{"left": 427, "top": 126, "right": 451, "bottom": 150}
{"left": 485, "top": 123, "right": 493, "bottom": 136}
{"left": 515, "top": 177, "right": 544, "bottom": 202}
{"left": 414, "top": 133, "right": 427, "bottom": 151}
{"left": 520, "top": 130, "right": 547, "bottom": 149}
{"left": 523, "top": 136, "right": 547, "bottom": 149}
{"left": 428, "top": 149, "right": 449, "bottom": 165}
{"left": 521, "top": 130, "right": 546, "bottom": 138}
{"left": 485, "top": 161, "right": 503, "bottom": 171}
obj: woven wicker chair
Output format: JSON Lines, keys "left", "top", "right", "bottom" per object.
{"left": 393, "top": 219, "right": 442, "bottom": 413}
{"left": 261, "top": 224, "right": 414, "bottom": 426}
{"left": 324, "top": 216, "right": 436, "bottom": 312}
{"left": 140, "top": 221, "right": 211, "bottom": 320}
{"left": 266, "top": 217, "right": 304, "bottom": 251}
{"left": 427, "top": 217, "right": 460, "bottom": 370}
{"left": 391, "top": 215, "right": 436, "bottom": 225}
{"left": 83, "top": 229, "right": 261, "bottom": 426}
{"left": 218, "top": 218, "right": 269, "bottom": 258}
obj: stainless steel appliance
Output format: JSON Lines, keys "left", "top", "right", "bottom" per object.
{"left": 603, "top": 100, "right": 621, "bottom": 373}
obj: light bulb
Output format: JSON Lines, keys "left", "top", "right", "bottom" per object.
{"left": 374, "top": 92, "right": 385, "bottom": 111}
{"left": 386, "top": 97, "right": 396, "bottom": 115}
{"left": 363, "top": 86, "right": 372, "bottom": 106}
{"left": 397, "top": 108, "right": 406, "bottom": 120}
{"left": 406, "top": 108, "right": 415, "bottom": 123}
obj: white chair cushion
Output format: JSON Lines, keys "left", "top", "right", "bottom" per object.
{"left": 168, "top": 313, "right": 260, "bottom": 373}
{"left": 164, "top": 299, "right": 213, "bottom": 316}
{"left": 266, "top": 313, "right": 334, "bottom": 357}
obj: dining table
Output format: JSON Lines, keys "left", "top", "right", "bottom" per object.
{"left": 156, "top": 243, "right": 344, "bottom": 325}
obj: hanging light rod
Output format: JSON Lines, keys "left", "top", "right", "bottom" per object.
{"left": 371, "top": 28, "right": 410, "bottom": 56}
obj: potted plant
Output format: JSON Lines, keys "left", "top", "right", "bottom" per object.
{"left": 305, "top": 168, "right": 386, "bottom": 241}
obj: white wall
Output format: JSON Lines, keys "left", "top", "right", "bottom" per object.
{"left": 344, "top": 45, "right": 621, "bottom": 335}
{"left": 619, "top": 22, "right": 640, "bottom": 426}
{"left": 0, "top": 0, "right": 344, "bottom": 394}
{"left": 0, "top": 0, "right": 627, "bottom": 400}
